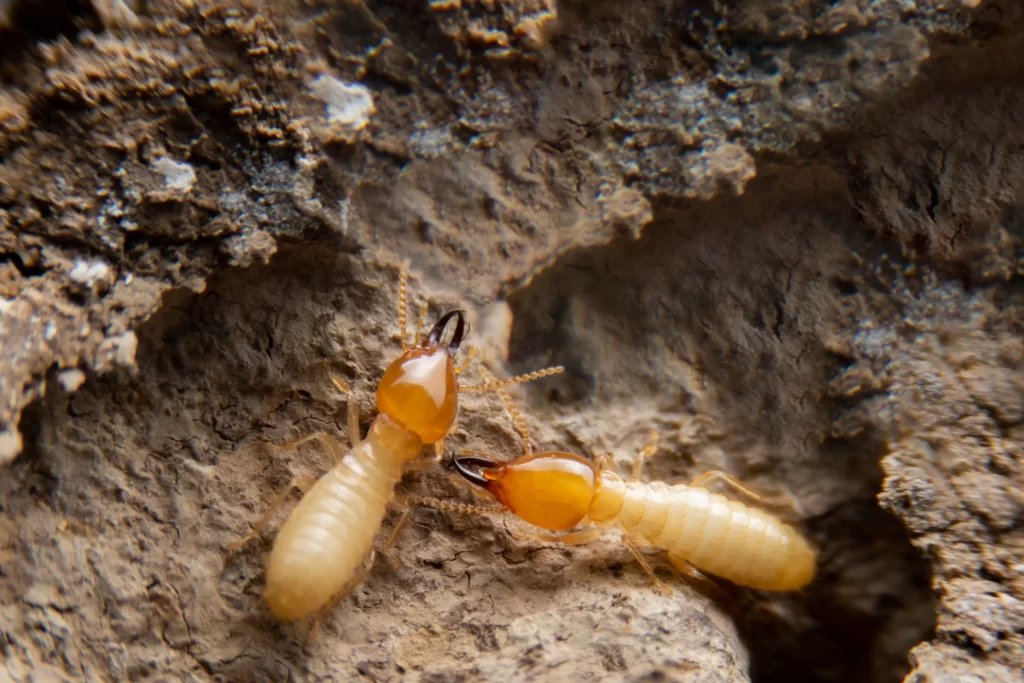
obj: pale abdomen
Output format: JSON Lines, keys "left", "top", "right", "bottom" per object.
{"left": 263, "top": 451, "right": 398, "bottom": 620}
{"left": 609, "top": 481, "right": 816, "bottom": 591}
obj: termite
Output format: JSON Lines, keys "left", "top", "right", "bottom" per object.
{"left": 439, "top": 379, "right": 817, "bottom": 594}
{"left": 229, "top": 266, "right": 564, "bottom": 629}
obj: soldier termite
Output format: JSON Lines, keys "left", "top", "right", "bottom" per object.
{"left": 229, "top": 265, "right": 563, "bottom": 633}
{"left": 438, "top": 378, "right": 816, "bottom": 594}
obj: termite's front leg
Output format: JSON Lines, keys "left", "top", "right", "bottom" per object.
{"left": 621, "top": 534, "right": 673, "bottom": 596}
{"left": 229, "top": 473, "right": 318, "bottom": 555}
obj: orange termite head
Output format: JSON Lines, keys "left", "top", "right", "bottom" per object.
{"left": 452, "top": 452, "right": 597, "bottom": 531}
{"left": 376, "top": 310, "right": 468, "bottom": 444}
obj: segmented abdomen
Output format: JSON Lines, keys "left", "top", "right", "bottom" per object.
{"left": 263, "top": 440, "right": 406, "bottom": 621}
{"left": 608, "top": 480, "right": 816, "bottom": 591}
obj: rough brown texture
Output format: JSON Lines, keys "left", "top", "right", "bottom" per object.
{"left": 1, "top": 0, "right": 1023, "bottom": 681}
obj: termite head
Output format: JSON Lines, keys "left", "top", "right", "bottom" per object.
{"left": 452, "top": 452, "right": 597, "bottom": 531}
{"left": 377, "top": 310, "right": 468, "bottom": 444}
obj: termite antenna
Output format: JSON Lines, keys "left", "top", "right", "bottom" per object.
{"left": 424, "top": 309, "right": 468, "bottom": 354}
{"left": 412, "top": 301, "right": 430, "bottom": 346}
{"left": 460, "top": 366, "right": 565, "bottom": 392}
{"left": 397, "top": 261, "right": 411, "bottom": 352}
{"left": 455, "top": 346, "right": 479, "bottom": 375}
{"left": 408, "top": 495, "right": 504, "bottom": 516}
{"left": 479, "top": 366, "right": 533, "bottom": 456}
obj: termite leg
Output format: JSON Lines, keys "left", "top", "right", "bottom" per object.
{"left": 229, "top": 474, "right": 317, "bottom": 554}
{"left": 632, "top": 430, "right": 660, "bottom": 481}
{"left": 381, "top": 508, "right": 413, "bottom": 569}
{"left": 689, "top": 470, "right": 800, "bottom": 514}
{"left": 594, "top": 453, "right": 615, "bottom": 473}
{"left": 385, "top": 510, "right": 411, "bottom": 552}
{"left": 304, "top": 550, "right": 376, "bottom": 647}
{"left": 320, "top": 360, "right": 352, "bottom": 396}
{"left": 262, "top": 431, "right": 345, "bottom": 467}
{"left": 412, "top": 301, "right": 429, "bottom": 346}
{"left": 404, "top": 446, "right": 442, "bottom": 472}
{"left": 621, "top": 534, "right": 673, "bottom": 596}
{"left": 319, "top": 362, "right": 353, "bottom": 437}
{"left": 667, "top": 552, "right": 721, "bottom": 595}
{"left": 347, "top": 399, "right": 361, "bottom": 450}
{"left": 512, "top": 527, "right": 603, "bottom": 545}
{"left": 370, "top": 501, "right": 411, "bottom": 570}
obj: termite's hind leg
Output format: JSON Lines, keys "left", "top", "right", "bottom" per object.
{"left": 666, "top": 552, "right": 713, "bottom": 584}
{"left": 689, "top": 470, "right": 802, "bottom": 516}
{"left": 667, "top": 552, "right": 723, "bottom": 598}
{"left": 304, "top": 550, "right": 376, "bottom": 648}
{"left": 228, "top": 474, "right": 317, "bottom": 555}
{"left": 621, "top": 534, "right": 673, "bottom": 596}
{"left": 689, "top": 470, "right": 764, "bottom": 500}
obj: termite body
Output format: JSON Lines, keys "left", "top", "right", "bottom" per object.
{"left": 260, "top": 310, "right": 464, "bottom": 622}
{"left": 455, "top": 450, "right": 816, "bottom": 591}
{"left": 232, "top": 268, "right": 563, "bottom": 626}
{"left": 445, "top": 385, "right": 816, "bottom": 592}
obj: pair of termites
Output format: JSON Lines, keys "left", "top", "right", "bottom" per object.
{"left": 442, "top": 383, "right": 817, "bottom": 594}
{"left": 230, "top": 266, "right": 562, "bottom": 627}
{"left": 232, "top": 265, "right": 815, "bottom": 633}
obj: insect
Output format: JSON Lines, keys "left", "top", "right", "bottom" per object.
{"left": 444, "top": 383, "right": 817, "bottom": 593}
{"left": 230, "top": 265, "right": 563, "bottom": 628}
